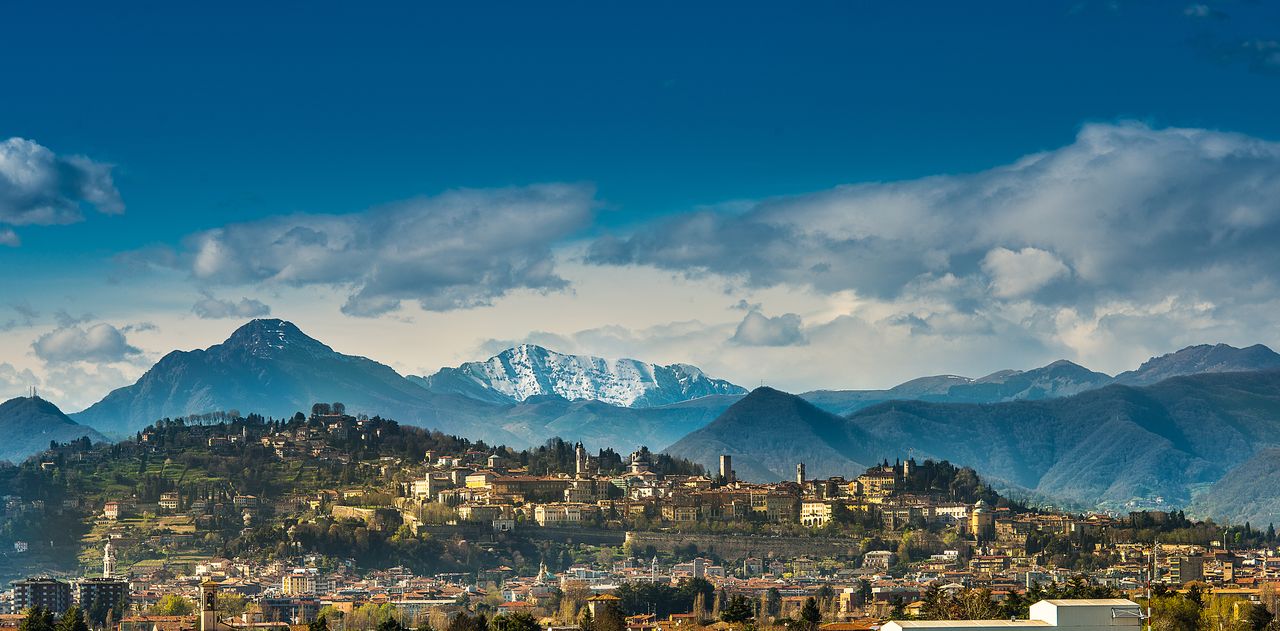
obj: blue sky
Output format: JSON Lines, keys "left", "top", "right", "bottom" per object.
{"left": 3, "top": 1, "right": 1280, "bottom": 410}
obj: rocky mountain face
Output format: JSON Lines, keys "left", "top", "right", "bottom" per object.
{"left": 667, "top": 369, "right": 1280, "bottom": 519}
{"left": 72, "top": 319, "right": 509, "bottom": 441}
{"left": 414, "top": 344, "right": 746, "bottom": 407}
{"left": 0, "top": 396, "right": 107, "bottom": 463}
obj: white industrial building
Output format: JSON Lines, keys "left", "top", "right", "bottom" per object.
{"left": 883, "top": 599, "right": 1144, "bottom": 631}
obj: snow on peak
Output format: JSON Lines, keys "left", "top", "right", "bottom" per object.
{"left": 443, "top": 345, "right": 746, "bottom": 407}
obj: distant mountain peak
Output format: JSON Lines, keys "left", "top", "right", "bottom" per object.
{"left": 222, "top": 318, "right": 333, "bottom": 357}
{"left": 417, "top": 345, "right": 746, "bottom": 408}
{"left": 73, "top": 318, "right": 510, "bottom": 441}
{"left": 1044, "top": 359, "right": 1088, "bottom": 370}
{"left": 742, "top": 385, "right": 788, "bottom": 400}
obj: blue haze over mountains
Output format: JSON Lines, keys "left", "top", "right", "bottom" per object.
{"left": 5, "top": 318, "right": 1280, "bottom": 522}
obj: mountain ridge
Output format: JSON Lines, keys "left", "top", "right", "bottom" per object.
{"left": 666, "top": 369, "right": 1280, "bottom": 520}
{"left": 796, "top": 344, "right": 1277, "bottom": 416}
{"left": 1113, "top": 343, "right": 1280, "bottom": 386}
{"left": 57, "top": 318, "right": 1280, "bottom": 467}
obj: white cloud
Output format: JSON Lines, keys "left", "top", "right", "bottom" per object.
{"left": 138, "top": 184, "right": 595, "bottom": 316}
{"left": 591, "top": 123, "right": 1280, "bottom": 308}
{"left": 588, "top": 123, "right": 1280, "bottom": 366}
{"left": 31, "top": 323, "right": 141, "bottom": 364}
{"left": 0, "top": 138, "right": 123, "bottom": 242}
{"left": 981, "top": 246, "right": 1071, "bottom": 298}
{"left": 730, "top": 311, "right": 807, "bottom": 346}
{"left": 192, "top": 293, "right": 272, "bottom": 319}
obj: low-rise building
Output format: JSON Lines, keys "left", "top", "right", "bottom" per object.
{"left": 883, "top": 599, "right": 1143, "bottom": 631}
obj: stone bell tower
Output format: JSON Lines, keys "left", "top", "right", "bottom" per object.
{"left": 102, "top": 540, "right": 117, "bottom": 578}
{"left": 200, "top": 579, "right": 219, "bottom": 631}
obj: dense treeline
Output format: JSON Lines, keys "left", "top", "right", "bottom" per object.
{"left": 614, "top": 577, "right": 716, "bottom": 617}
{"left": 898, "top": 458, "right": 1023, "bottom": 509}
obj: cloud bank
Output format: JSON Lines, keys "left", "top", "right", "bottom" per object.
{"left": 142, "top": 184, "right": 595, "bottom": 316}
{"left": 591, "top": 123, "right": 1280, "bottom": 304}
{"left": 588, "top": 122, "right": 1280, "bottom": 371}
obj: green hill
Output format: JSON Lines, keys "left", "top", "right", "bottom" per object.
{"left": 0, "top": 396, "right": 107, "bottom": 463}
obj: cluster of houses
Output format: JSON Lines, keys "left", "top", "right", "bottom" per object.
{"left": 8, "top": 416, "right": 1280, "bottom": 631}
{"left": 407, "top": 447, "right": 1115, "bottom": 547}
{"left": 7, "top": 534, "right": 1280, "bottom": 631}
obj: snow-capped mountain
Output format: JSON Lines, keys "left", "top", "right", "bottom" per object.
{"left": 414, "top": 344, "right": 747, "bottom": 408}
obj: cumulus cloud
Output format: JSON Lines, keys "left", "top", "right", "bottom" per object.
{"left": 591, "top": 122, "right": 1280, "bottom": 310}
{"left": 0, "top": 138, "right": 123, "bottom": 242}
{"left": 32, "top": 323, "right": 141, "bottom": 364}
{"left": 730, "top": 311, "right": 807, "bottom": 346}
{"left": 192, "top": 293, "right": 272, "bottom": 319}
{"left": 137, "top": 184, "right": 594, "bottom": 316}
{"left": 981, "top": 247, "right": 1070, "bottom": 298}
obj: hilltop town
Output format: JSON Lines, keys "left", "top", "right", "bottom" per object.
{"left": 0, "top": 407, "right": 1275, "bottom": 631}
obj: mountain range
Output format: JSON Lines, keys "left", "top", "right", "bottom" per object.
{"left": 666, "top": 369, "right": 1280, "bottom": 520}
{"left": 67, "top": 319, "right": 742, "bottom": 450}
{"left": 73, "top": 319, "right": 507, "bottom": 442}
{"left": 795, "top": 345, "right": 1280, "bottom": 416}
{"left": 9, "top": 317, "right": 1280, "bottom": 525}
{"left": 67, "top": 321, "right": 1280, "bottom": 446}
